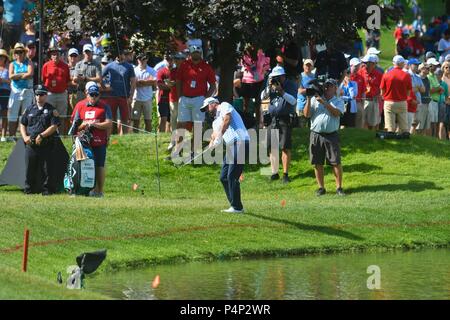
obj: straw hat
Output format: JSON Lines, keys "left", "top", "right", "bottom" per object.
{"left": 13, "top": 43, "right": 28, "bottom": 53}
{"left": 0, "top": 49, "right": 9, "bottom": 60}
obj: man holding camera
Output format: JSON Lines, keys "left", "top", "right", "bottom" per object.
{"left": 261, "top": 66, "right": 297, "bottom": 184}
{"left": 20, "top": 85, "right": 60, "bottom": 195}
{"left": 303, "top": 79, "right": 345, "bottom": 196}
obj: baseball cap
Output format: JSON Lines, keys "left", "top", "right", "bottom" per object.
{"left": 426, "top": 58, "right": 440, "bottom": 66}
{"left": 68, "top": 48, "right": 79, "bottom": 56}
{"left": 324, "top": 79, "right": 338, "bottom": 87}
{"left": 303, "top": 59, "right": 314, "bottom": 67}
{"left": 408, "top": 58, "right": 421, "bottom": 65}
{"left": 85, "top": 81, "right": 98, "bottom": 92}
{"left": 26, "top": 40, "right": 36, "bottom": 48}
{"left": 136, "top": 53, "right": 148, "bottom": 60}
{"left": 361, "top": 54, "right": 379, "bottom": 63}
{"left": 269, "top": 66, "right": 286, "bottom": 78}
{"left": 367, "top": 47, "right": 381, "bottom": 55}
{"left": 83, "top": 44, "right": 93, "bottom": 52}
{"left": 445, "top": 54, "right": 450, "bottom": 61}
{"left": 425, "top": 51, "right": 436, "bottom": 60}
{"left": 101, "top": 56, "right": 110, "bottom": 64}
{"left": 402, "top": 29, "right": 410, "bottom": 35}
{"left": 200, "top": 97, "right": 219, "bottom": 112}
{"left": 189, "top": 45, "right": 202, "bottom": 53}
{"left": 349, "top": 57, "right": 361, "bottom": 67}
{"left": 393, "top": 55, "right": 406, "bottom": 65}
{"left": 34, "top": 85, "right": 48, "bottom": 95}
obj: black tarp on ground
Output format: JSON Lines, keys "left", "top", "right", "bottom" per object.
{"left": 0, "top": 138, "right": 69, "bottom": 191}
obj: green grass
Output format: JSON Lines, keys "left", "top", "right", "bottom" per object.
{"left": 1, "top": 128, "right": 450, "bottom": 299}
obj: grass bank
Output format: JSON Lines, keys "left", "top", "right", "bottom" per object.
{"left": 0, "top": 128, "right": 449, "bottom": 299}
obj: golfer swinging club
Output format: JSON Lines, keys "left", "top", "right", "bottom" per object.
{"left": 201, "top": 97, "right": 250, "bottom": 213}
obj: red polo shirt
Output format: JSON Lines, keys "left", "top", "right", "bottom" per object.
{"left": 42, "top": 60, "right": 70, "bottom": 93}
{"left": 350, "top": 72, "right": 366, "bottom": 100}
{"left": 358, "top": 66, "right": 383, "bottom": 98}
{"left": 177, "top": 59, "right": 216, "bottom": 97}
{"left": 72, "top": 99, "right": 112, "bottom": 147}
{"left": 380, "top": 67, "right": 412, "bottom": 102}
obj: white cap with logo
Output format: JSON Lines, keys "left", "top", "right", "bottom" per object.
{"left": 426, "top": 58, "right": 440, "bottom": 66}
{"left": 392, "top": 55, "right": 406, "bottom": 65}
{"left": 367, "top": 47, "right": 381, "bottom": 55}
{"left": 83, "top": 44, "right": 94, "bottom": 52}
{"left": 349, "top": 58, "right": 361, "bottom": 67}
{"left": 269, "top": 66, "right": 286, "bottom": 78}
{"left": 361, "top": 54, "right": 379, "bottom": 63}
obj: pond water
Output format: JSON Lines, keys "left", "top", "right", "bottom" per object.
{"left": 88, "top": 249, "right": 449, "bottom": 300}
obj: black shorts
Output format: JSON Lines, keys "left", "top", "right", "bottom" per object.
{"left": 92, "top": 145, "right": 107, "bottom": 168}
{"left": 158, "top": 101, "right": 171, "bottom": 119}
{"left": 0, "top": 89, "right": 10, "bottom": 112}
{"left": 309, "top": 131, "right": 341, "bottom": 166}
{"left": 267, "top": 118, "right": 292, "bottom": 150}
{"left": 240, "top": 81, "right": 264, "bottom": 102}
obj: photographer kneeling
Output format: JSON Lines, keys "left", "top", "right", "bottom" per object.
{"left": 262, "top": 66, "right": 297, "bottom": 184}
{"left": 303, "top": 79, "right": 345, "bottom": 196}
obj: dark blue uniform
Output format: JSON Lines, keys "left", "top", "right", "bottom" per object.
{"left": 20, "top": 103, "right": 60, "bottom": 194}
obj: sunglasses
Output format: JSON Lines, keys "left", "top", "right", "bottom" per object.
{"left": 15, "top": 51, "right": 25, "bottom": 54}
{"left": 35, "top": 93, "right": 47, "bottom": 96}
{"left": 89, "top": 92, "right": 100, "bottom": 97}
{"left": 70, "top": 54, "right": 78, "bottom": 57}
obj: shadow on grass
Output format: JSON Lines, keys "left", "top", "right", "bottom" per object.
{"left": 290, "top": 162, "right": 383, "bottom": 180}
{"left": 246, "top": 212, "right": 364, "bottom": 241}
{"left": 346, "top": 180, "right": 444, "bottom": 194}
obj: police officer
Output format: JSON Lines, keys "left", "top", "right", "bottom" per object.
{"left": 20, "top": 85, "right": 61, "bottom": 195}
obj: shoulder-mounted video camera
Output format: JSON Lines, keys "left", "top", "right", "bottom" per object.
{"left": 306, "top": 75, "right": 328, "bottom": 97}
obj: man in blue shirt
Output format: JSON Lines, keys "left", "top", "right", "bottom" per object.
{"left": 303, "top": 79, "right": 345, "bottom": 196}
{"left": 101, "top": 50, "right": 136, "bottom": 134}
{"left": 1, "top": 0, "right": 28, "bottom": 50}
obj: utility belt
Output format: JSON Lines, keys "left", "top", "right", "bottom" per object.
{"left": 29, "top": 134, "right": 55, "bottom": 148}
{"left": 263, "top": 111, "right": 299, "bottom": 128}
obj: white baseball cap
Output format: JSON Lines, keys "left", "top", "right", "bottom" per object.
{"left": 393, "top": 55, "right": 406, "bottom": 65}
{"left": 68, "top": 48, "right": 79, "bottom": 56}
{"left": 200, "top": 97, "right": 219, "bottom": 112}
{"left": 349, "top": 57, "right": 361, "bottom": 67}
{"left": 367, "top": 47, "right": 381, "bottom": 55}
{"left": 189, "top": 45, "right": 202, "bottom": 53}
{"left": 426, "top": 58, "right": 440, "bottom": 66}
{"left": 361, "top": 54, "right": 379, "bottom": 63}
{"left": 83, "top": 44, "right": 94, "bottom": 52}
{"left": 269, "top": 66, "right": 286, "bottom": 78}
{"left": 85, "top": 81, "right": 98, "bottom": 91}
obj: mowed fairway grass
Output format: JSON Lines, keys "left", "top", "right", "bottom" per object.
{"left": 0, "top": 128, "right": 449, "bottom": 299}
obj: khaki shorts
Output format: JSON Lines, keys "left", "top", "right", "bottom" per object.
{"left": 428, "top": 101, "right": 439, "bottom": 123}
{"left": 355, "top": 100, "right": 365, "bottom": 128}
{"left": 415, "top": 103, "right": 431, "bottom": 130}
{"left": 364, "top": 98, "right": 380, "bottom": 127}
{"left": 7, "top": 89, "right": 34, "bottom": 122}
{"left": 131, "top": 99, "right": 153, "bottom": 121}
{"left": 383, "top": 100, "right": 408, "bottom": 133}
{"left": 178, "top": 96, "right": 205, "bottom": 123}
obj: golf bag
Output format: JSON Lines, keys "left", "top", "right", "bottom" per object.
{"left": 64, "top": 128, "right": 96, "bottom": 196}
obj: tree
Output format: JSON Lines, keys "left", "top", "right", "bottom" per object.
{"left": 41, "top": 0, "right": 401, "bottom": 102}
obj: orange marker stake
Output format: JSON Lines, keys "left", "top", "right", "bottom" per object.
{"left": 152, "top": 275, "right": 160, "bottom": 289}
{"left": 281, "top": 199, "right": 286, "bottom": 208}
{"left": 111, "top": 140, "right": 119, "bottom": 145}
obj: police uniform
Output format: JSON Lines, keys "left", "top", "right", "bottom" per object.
{"left": 20, "top": 99, "right": 60, "bottom": 194}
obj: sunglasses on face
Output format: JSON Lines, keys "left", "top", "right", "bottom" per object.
{"left": 70, "top": 54, "right": 78, "bottom": 57}
{"left": 89, "top": 92, "right": 100, "bottom": 97}
{"left": 15, "top": 51, "right": 25, "bottom": 54}
{"left": 35, "top": 93, "right": 47, "bottom": 96}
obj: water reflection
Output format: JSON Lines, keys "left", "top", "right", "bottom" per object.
{"left": 88, "top": 249, "right": 450, "bottom": 300}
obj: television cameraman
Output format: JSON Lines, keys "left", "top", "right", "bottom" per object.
{"left": 261, "top": 66, "right": 297, "bottom": 184}
{"left": 303, "top": 78, "right": 346, "bottom": 196}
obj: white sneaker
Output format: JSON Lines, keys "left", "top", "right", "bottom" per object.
{"left": 221, "top": 207, "right": 244, "bottom": 214}
{"left": 0, "top": 137, "right": 6, "bottom": 142}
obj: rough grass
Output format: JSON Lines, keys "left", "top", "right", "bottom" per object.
{"left": 0, "top": 127, "right": 449, "bottom": 299}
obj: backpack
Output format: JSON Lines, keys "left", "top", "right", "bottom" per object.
{"left": 64, "top": 133, "right": 96, "bottom": 196}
